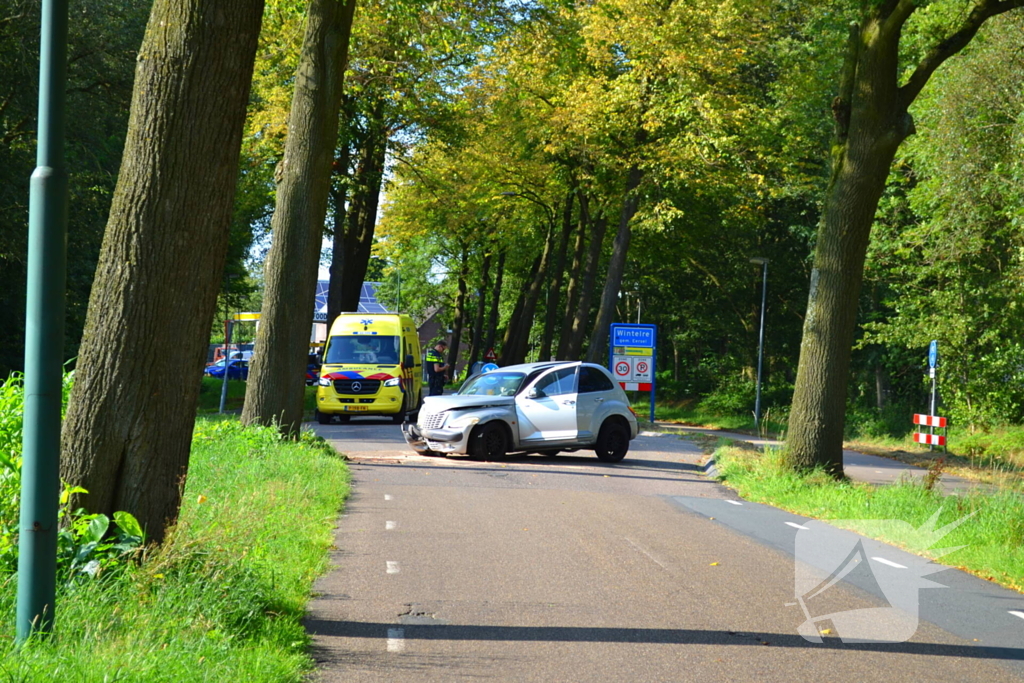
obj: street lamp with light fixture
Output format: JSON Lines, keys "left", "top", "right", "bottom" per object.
{"left": 750, "top": 257, "right": 769, "bottom": 430}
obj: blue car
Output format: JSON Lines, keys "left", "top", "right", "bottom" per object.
{"left": 204, "top": 359, "right": 249, "bottom": 381}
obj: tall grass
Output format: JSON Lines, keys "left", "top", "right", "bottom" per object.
{"left": 0, "top": 417, "right": 349, "bottom": 681}
{"left": 714, "top": 445, "right": 1024, "bottom": 592}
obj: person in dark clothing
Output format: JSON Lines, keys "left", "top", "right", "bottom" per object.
{"left": 426, "top": 340, "right": 449, "bottom": 396}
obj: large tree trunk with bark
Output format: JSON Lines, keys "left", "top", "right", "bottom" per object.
{"left": 587, "top": 165, "right": 642, "bottom": 363}
{"left": 338, "top": 98, "right": 387, "bottom": 313}
{"left": 326, "top": 126, "right": 352, "bottom": 328}
{"left": 243, "top": 0, "right": 356, "bottom": 435}
{"left": 557, "top": 200, "right": 587, "bottom": 360}
{"left": 448, "top": 249, "right": 469, "bottom": 378}
{"left": 466, "top": 250, "right": 491, "bottom": 368}
{"left": 787, "top": 0, "right": 1024, "bottom": 473}
{"left": 60, "top": 0, "right": 264, "bottom": 542}
{"left": 483, "top": 251, "right": 505, "bottom": 355}
{"left": 498, "top": 255, "right": 539, "bottom": 365}
{"left": 565, "top": 206, "right": 607, "bottom": 360}
{"left": 538, "top": 192, "right": 573, "bottom": 362}
{"left": 506, "top": 224, "right": 556, "bottom": 364}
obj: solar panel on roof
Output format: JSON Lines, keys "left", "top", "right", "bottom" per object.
{"left": 313, "top": 280, "right": 391, "bottom": 320}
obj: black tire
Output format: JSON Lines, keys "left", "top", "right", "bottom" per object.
{"left": 537, "top": 449, "right": 560, "bottom": 457}
{"left": 316, "top": 410, "right": 332, "bottom": 425}
{"left": 469, "top": 422, "right": 508, "bottom": 460}
{"left": 594, "top": 420, "right": 629, "bottom": 463}
{"left": 338, "top": 414, "right": 351, "bottom": 423}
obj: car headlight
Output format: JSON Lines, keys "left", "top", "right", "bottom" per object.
{"left": 318, "top": 377, "right": 331, "bottom": 387}
{"left": 447, "top": 414, "right": 480, "bottom": 429}
{"left": 383, "top": 377, "right": 401, "bottom": 387}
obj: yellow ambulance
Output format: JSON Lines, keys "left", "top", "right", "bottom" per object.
{"left": 315, "top": 313, "right": 423, "bottom": 424}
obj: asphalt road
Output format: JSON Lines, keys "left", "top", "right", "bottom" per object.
{"left": 305, "top": 417, "right": 1024, "bottom": 682}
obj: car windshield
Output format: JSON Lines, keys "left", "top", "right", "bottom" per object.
{"left": 458, "top": 371, "right": 526, "bottom": 396}
{"left": 324, "top": 335, "right": 401, "bottom": 364}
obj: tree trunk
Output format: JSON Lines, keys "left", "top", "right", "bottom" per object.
{"left": 566, "top": 211, "right": 607, "bottom": 360}
{"left": 326, "top": 127, "right": 352, "bottom": 328}
{"left": 556, "top": 202, "right": 587, "bottom": 360}
{"left": 448, "top": 248, "right": 469, "bottom": 378}
{"left": 587, "top": 165, "right": 643, "bottom": 363}
{"left": 467, "top": 250, "right": 491, "bottom": 368}
{"left": 787, "top": 1, "right": 1023, "bottom": 473}
{"left": 60, "top": 0, "right": 264, "bottom": 542}
{"left": 498, "top": 255, "right": 539, "bottom": 365}
{"left": 339, "top": 97, "right": 387, "bottom": 313}
{"left": 242, "top": 0, "right": 356, "bottom": 435}
{"left": 483, "top": 250, "right": 505, "bottom": 355}
{"left": 538, "top": 192, "right": 573, "bottom": 362}
{"left": 509, "top": 223, "right": 556, "bottom": 364}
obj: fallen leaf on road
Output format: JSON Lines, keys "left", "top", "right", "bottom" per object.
{"left": 710, "top": 562, "right": 719, "bottom": 566}
{"left": 820, "top": 629, "right": 832, "bottom": 635}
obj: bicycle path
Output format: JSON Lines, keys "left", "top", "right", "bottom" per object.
{"left": 653, "top": 422, "right": 983, "bottom": 495}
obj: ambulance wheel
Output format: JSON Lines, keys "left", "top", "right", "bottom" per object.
{"left": 315, "top": 410, "right": 332, "bottom": 425}
{"left": 338, "top": 414, "right": 350, "bottom": 423}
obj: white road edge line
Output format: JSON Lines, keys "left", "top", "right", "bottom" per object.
{"left": 871, "top": 557, "right": 907, "bottom": 569}
{"left": 785, "top": 522, "right": 810, "bottom": 530}
{"left": 387, "top": 561, "right": 400, "bottom": 574}
{"left": 386, "top": 521, "right": 397, "bottom": 530}
{"left": 387, "top": 628, "right": 405, "bottom": 652}
{"left": 725, "top": 500, "right": 743, "bottom": 506}
{"left": 384, "top": 494, "right": 393, "bottom": 501}
{"left": 1009, "top": 610, "right": 1024, "bottom": 621}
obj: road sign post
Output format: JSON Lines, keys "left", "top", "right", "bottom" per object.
{"left": 609, "top": 324, "right": 657, "bottom": 424}
{"left": 927, "top": 340, "right": 939, "bottom": 451}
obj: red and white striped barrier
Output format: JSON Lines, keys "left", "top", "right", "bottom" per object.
{"left": 914, "top": 432, "right": 946, "bottom": 446}
{"left": 619, "top": 382, "right": 652, "bottom": 392}
{"left": 913, "top": 414, "right": 947, "bottom": 428}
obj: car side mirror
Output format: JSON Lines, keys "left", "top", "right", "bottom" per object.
{"left": 526, "top": 387, "right": 545, "bottom": 399}
{"left": 403, "top": 354, "right": 415, "bottom": 369}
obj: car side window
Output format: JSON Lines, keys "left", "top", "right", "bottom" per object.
{"left": 578, "top": 366, "right": 614, "bottom": 393}
{"left": 533, "top": 367, "right": 577, "bottom": 397}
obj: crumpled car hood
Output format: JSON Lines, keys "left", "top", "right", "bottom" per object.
{"left": 422, "top": 394, "right": 516, "bottom": 411}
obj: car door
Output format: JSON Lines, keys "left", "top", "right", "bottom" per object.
{"left": 516, "top": 366, "right": 579, "bottom": 443}
{"left": 576, "top": 365, "right": 618, "bottom": 441}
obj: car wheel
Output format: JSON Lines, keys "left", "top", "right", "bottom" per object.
{"left": 595, "top": 420, "right": 629, "bottom": 463}
{"left": 470, "top": 422, "right": 507, "bottom": 460}
{"left": 536, "top": 449, "right": 560, "bottom": 457}
{"left": 315, "top": 410, "right": 332, "bottom": 425}
{"left": 338, "top": 414, "right": 351, "bottom": 424}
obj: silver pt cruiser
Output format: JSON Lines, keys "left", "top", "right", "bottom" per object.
{"left": 402, "top": 361, "right": 639, "bottom": 461}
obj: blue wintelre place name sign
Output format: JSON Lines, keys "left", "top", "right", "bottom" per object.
{"left": 612, "top": 326, "right": 655, "bottom": 348}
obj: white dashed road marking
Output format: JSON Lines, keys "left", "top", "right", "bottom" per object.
{"left": 725, "top": 500, "right": 743, "bottom": 506}
{"left": 384, "top": 494, "right": 393, "bottom": 501}
{"left": 387, "top": 561, "right": 400, "bottom": 574}
{"left": 785, "top": 522, "right": 810, "bottom": 530}
{"left": 871, "top": 557, "right": 907, "bottom": 569}
{"left": 1009, "top": 610, "right": 1024, "bottom": 621}
{"left": 386, "top": 521, "right": 396, "bottom": 530}
{"left": 387, "top": 628, "right": 405, "bottom": 652}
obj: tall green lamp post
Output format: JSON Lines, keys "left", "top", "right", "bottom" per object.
{"left": 18, "top": 0, "right": 69, "bottom": 642}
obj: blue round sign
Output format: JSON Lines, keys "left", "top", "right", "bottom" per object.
{"left": 481, "top": 363, "right": 499, "bottom": 373}
{"left": 928, "top": 340, "right": 938, "bottom": 369}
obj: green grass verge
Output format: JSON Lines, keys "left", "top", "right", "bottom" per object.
{"left": 713, "top": 444, "right": 1024, "bottom": 593}
{"left": 197, "top": 378, "right": 318, "bottom": 417}
{"left": 653, "top": 404, "right": 787, "bottom": 437}
{"left": 0, "top": 417, "right": 349, "bottom": 681}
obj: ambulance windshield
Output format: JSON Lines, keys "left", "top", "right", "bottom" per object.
{"left": 324, "top": 335, "right": 401, "bottom": 365}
